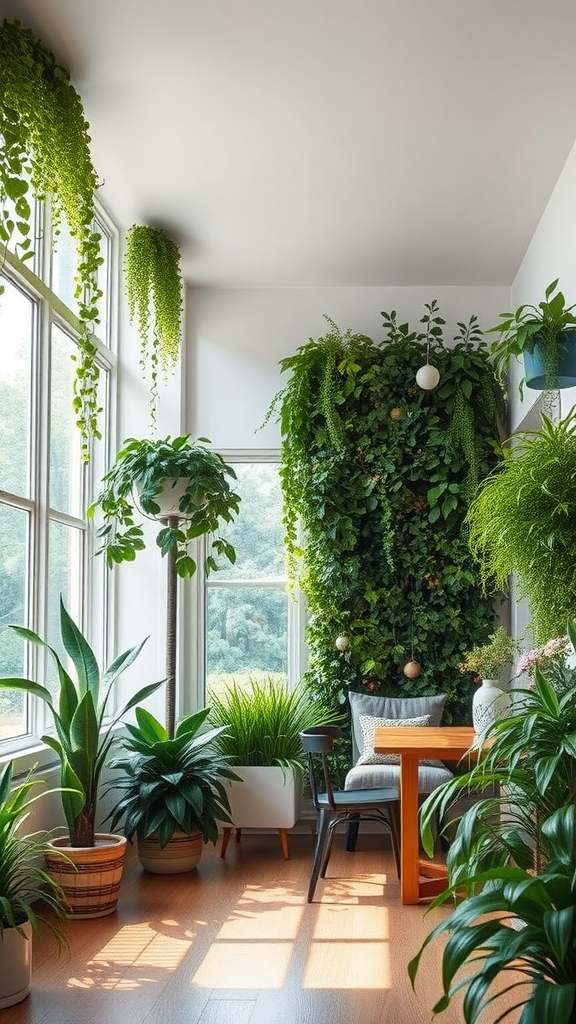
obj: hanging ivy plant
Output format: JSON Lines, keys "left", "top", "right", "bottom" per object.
{"left": 124, "top": 225, "right": 183, "bottom": 424}
{"left": 0, "top": 19, "right": 103, "bottom": 459}
{"left": 268, "top": 308, "right": 506, "bottom": 741}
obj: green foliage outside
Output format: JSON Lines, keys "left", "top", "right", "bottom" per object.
{"left": 267, "top": 307, "right": 506, "bottom": 729}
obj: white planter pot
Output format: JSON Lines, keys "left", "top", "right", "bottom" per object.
{"left": 137, "top": 477, "right": 193, "bottom": 520}
{"left": 0, "top": 921, "right": 32, "bottom": 1008}
{"left": 472, "top": 679, "right": 510, "bottom": 735}
{"left": 224, "top": 766, "right": 302, "bottom": 829}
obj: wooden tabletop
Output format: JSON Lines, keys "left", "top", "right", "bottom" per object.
{"left": 373, "top": 725, "right": 477, "bottom": 762}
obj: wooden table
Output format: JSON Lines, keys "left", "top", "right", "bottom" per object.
{"left": 373, "top": 725, "right": 477, "bottom": 905}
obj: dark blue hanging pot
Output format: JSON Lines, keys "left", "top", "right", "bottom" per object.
{"left": 524, "top": 328, "right": 576, "bottom": 389}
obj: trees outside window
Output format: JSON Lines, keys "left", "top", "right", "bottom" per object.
{"left": 205, "top": 461, "right": 296, "bottom": 699}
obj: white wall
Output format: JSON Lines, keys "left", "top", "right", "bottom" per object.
{"left": 510, "top": 137, "right": 576, "bottom": 431}
{"left": 186, "top": 285, "right": 510, "bottom": 447}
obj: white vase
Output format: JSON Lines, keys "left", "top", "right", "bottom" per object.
{"left": 472, "top": 679, "right": 510, "bottom": 735}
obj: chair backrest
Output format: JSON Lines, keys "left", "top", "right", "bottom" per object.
{"left": 300, "top": 726, "right": 343, "bottom": 810}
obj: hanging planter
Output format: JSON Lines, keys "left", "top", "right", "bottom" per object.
{"left": 523, "top": 327, "right": 576, "bottom": 390}
{"left": 124, "top": 225, "right": 183, "bottom": 424}
{"left": 0, "top": 19, "right": 102, "bottom": 460}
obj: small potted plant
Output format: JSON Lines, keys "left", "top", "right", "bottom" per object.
{"left": 104, "top": 706, "right": 240, "bottom": 874}
{"left": 0, "top": 762, "right": 68, "bottom": 1007}
{"left": 459, "top": 624, "right": 520, "bottom": 734}
{"left": 0, "top": 598, "right": 163, "bottom": 918}
{"left": 209, "top": 677, "right": 342, "bottom": 859}
{"left": 487, "top": 278, "right": 576, "bottom": 395}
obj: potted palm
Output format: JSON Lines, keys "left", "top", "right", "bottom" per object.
{"left": 466, "top": 409, "right": 576, "bottom": 644}
{"left": 209, "top": 677, "right": 342, "bottom": 858}
{"left": 409, "top": 621, "right": 576, "bottom": 1022}
{"left": 0, "top": 762, "right": 67, "bottom": 1008}
{"left": 88, "top": 434, "right": 241, "bottom": 737}
{"left": 0, "top": 598, "right": 163, "bottom": 918}
{"left": 488, "top": 278, "right": 576, "bottom": 395}
{"left": 104, "top": 707, "right": 240, "bottom": 873}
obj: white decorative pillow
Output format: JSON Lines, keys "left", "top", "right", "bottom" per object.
{"left": 357, "top": 713, "right": 431, "bottom": 766}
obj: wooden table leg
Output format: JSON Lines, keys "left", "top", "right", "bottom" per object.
{"left": 399, "top": 753, "right": 421, "bottom": 904}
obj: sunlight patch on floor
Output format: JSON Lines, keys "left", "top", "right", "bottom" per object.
{"left": 192, "top": 941, "right": 292, "bottom": 988}
{"left": 303, "top": 939, "right": 391, "bottom": 989}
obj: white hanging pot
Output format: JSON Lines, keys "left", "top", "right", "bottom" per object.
{"left": 416, "top": 363, "right": 440, "bottom": 390}
{"left": 472, "top": 679, "right": 510, "bottom": 735}
{"left": 136, "top": 478, "right": 194, "bottom": 520}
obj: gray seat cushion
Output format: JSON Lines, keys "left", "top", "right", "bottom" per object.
{"left": 345, "top": 762, "right": 454, "bottom": 796}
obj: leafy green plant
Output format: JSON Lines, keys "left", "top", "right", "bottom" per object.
{"left": 0, "top": 18, "right": 103, "bottom": 458}
{"left": 409, "top": 804, "right": 576, "bottom": 1024}
{"left": 466, "top": 409, "right": 576, "bottom": 643}
{"left": 87, "top": 434, "right": 241, "bottom": 579}
{"left": 264, "top": 307, "right": 504, "bottom": 734}
{"left": 409, "top": 624, "right": 576, "bottom": 1022}
{"left": 0, "top": 598, "right": 163, "bottom": 847}
{"left": 0, "top": 761, "right": 66, "bottom": 944}
{"left": 209, "top": 677, "right": 343, "bottom": 772}
{"left": 459, "top": 625, "right": 520, "bottom": 680}
{"left": 104, "top": 707, "right": 240, "bottom": 848}
{"left": 124, "top": 225, "right": 183, "bottom": 424}
{"left": 488, "top": 278, "right": 576, "bottom": 396}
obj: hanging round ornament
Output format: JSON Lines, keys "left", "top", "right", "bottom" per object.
{"left": 335, "top": 635, "right": 349, "bottom": 652}
{"left": 416, "top": 363, "right": 440, "bottom": 390}
{"left": 403, "top": 659, "right": 422, "bottom": 679}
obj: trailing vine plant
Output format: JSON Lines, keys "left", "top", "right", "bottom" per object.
{"left": 268, "top": 308, "right": 506, "bottom": 741}
{"left": 0, "top": 19, "right": 103, "bottom": 459}
{"left": 124, "top": 225, "right": 183, "bottom": 425}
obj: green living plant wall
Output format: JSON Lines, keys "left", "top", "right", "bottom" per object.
{"left": 269, "top": 305, "right": 506, "bottom": 734}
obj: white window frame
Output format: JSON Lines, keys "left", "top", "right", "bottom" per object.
{"left": 192, "top": 450, "right": 306, "bottom": 712}
{"left": 0, "top": 200, "right": 118, "bottom": 762}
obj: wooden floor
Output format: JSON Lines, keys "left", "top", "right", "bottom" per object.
{"left": 3, "top": 831, "right": 521, "bottom": 1024}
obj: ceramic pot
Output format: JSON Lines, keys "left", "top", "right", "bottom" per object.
{"left": 524, "top": 328, "right": 576, "bottom": 390}
{"left": 137, "top": 831, "right": 203, "bottom": 874}
{"left": 472, "top": 679, "right": 510, "bottom": 735}
{"left": 0, "top": 921, "right": 32, "bottom": 1008}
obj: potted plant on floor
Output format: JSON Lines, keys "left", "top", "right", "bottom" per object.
{"left": 465, "top": 408, "right": 576, "bottom": 643}
{"left": 487, "top": 278, "right": 576, "bottom": 396}
{"left": 88, "top": 434, "right": 241, "bottom": 737}
{"left": 0, "top": 762, "right": 67, "bottom": 1007}
{"left": 0, "top": 598, "right": 163, "bottom": 918}
{"left": 103, "top": 706, "right": 240, "bottom": 873}
{"left": 409, "top": 619, "right": 576, "bottom": 1022}
{"left": 209, "top": 677, "right": 342, "bottom": 859}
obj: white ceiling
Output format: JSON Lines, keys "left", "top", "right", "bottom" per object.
{"left": 4, "top": 0, "right": 576, "bottom": 288}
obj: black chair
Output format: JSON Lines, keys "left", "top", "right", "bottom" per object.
{"left": 300, "top": 726, "right": 401, "bottom": 902}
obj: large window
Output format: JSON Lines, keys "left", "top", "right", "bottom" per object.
{"left": 205, "top": 461, "right": 297, "bottom": 700}
{"left": 0, "top": 207, "right": 116, "bottom": 746}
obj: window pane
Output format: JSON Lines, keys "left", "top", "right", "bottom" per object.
{"left": 206, "top": 586, "right": 288, "bottom": 698}
{"left": 215, "top": 464, "right": 285, "bottom": 579}
{"left": 51, "top": 218, "right": 78, "bottom": 314}
{"left": 46, "top": 520, "right": 83, "bottom": 690}
{"left": 95, "top": 219, "right": 110, "bottom": 344}
{"left": 50, "top": 324, "right": 83, "bottom": 516}
{"left": 0, "top": 277, "right": 33, "bottom": 497}
{"left": 0, "top": 503, "right": 28, "bottom": 738}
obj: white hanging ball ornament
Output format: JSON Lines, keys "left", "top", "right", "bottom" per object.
{"left": 335, "top": 635, "right": 349, "bottom": 652}
{"left": 416, "top": 363, "right": 440, "bottom": 390}
{"left": 403, "top": 659, "right": 422, "bottom": 679}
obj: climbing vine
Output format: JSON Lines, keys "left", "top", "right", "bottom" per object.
{"left": 269, "top": 307, "right": 506, "bottom": 730}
